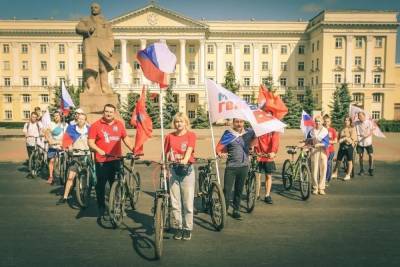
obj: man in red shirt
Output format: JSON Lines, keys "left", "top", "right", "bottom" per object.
{"left": 88, "top": 104, "right": 133, "bottom": 218}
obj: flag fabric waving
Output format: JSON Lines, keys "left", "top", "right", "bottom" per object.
{"left": 60, "top": 80, "right": 75, "bottom": 116}
{"left": 307, "top": 127, "right": 330, "bottom": 149}
{"left": 41, "top": 109, "right": 51, "bottom": 129}
{"left": 62, "top": 124, "right": 89, "bottom": 149}
{"left": 136, "top": 42, "right": 177, "bottom": 88}
{"left": 349, "top": 105, "right": 385, "bottom": 138}
{"left": 206, "top": 79, "right": 286, "bottom": 136}
{"left": 257, "top": 84, "right": 288, "bottom": 120}
{"left": 130, "top": 86, "right": 153, "bottom": 155}
{"left": 215, "top": 129, "right": 243, "bottom": 153}
{"left": 300, "top": 110, "right": 315, "bottom": 137}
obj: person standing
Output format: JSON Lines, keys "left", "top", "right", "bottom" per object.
{"left": 164, "top": 113, "right": 197, "bottom": 241}
{"left": 23, "top": 111, "right": 42, "bottom": 161}
{"left": 216, "top": 118, "right": 256, "bottom": 219}
{"left": 354, "top": 112, "right": 374, "bottom": 176}
{"left": 323, "top": 114, "right": 337, "bottom": 184}
{"left": 88, "top": 104, "right": 133, "bottom": 218}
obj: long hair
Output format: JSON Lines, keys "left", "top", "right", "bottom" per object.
{"left": 171, "top": 112, "right": 191, "bottom": 129}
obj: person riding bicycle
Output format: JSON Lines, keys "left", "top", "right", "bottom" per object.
{"left": 88, "top": 104, "right": 133, "bottom": 219}
{"left": 216, "top": 118, "right": 256, "bottom": 219}
{"left": 332, "top": 116, "right": 357, "bottom": 181}
{"left": 44, "top": 110, "right": 67, "bottom": 185}
{"left": 354, "top": 112, "right": 374, "bottom": 176}
{"left": 164, "top": 113, "right": 197, "bottom": 241}
{"left": 23, "top": 111, "right": 43, "bottom": 162}
{"left": 57, "top": 113, "right": 90, "bottom": 204}
{"left": 323, "top": 114, "right": 337, "bottom": 185}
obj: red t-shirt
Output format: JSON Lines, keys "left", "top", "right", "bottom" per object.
{"left": 88, "top": 118, "right": 127, "bottom": 162}
{"left": 327, "top": 127, "right": 337, "bottom": 154}
{"left": 255, "top": 132, "right": 280, "bottom": 162}
{"left": 164, "top": 131, "right": 196, "bottom": 164}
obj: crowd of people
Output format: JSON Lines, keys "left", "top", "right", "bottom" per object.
{"left": 22, "top": 104, "right": 376, "bottom": 242}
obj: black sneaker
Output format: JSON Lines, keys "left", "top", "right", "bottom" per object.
{"left": 264, "top": 195, "right": 273, "bottom": 204}
{"left": 232, "top": 210, "right": 241, "bottom": 219}
{"left": 368, "top": 169, "right": 374, "bottom": 176}
{"left": 173, "top": 229, "right": 183, "bottom": 240}
{"left": 56, "top": 197, "right": 67, "bottom": 205}
{"left": 182, "top": 230, "right": 192, "bottom": 241}
{"left": 358, "top": 170, "right": 365, "bottom": 176}
{"left": 98, "top": 206, "right": 105, "bottom": 219}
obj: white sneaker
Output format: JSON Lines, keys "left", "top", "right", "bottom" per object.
{"left": 319, "top": 189, "right": 326, "bottom": 195}
{"left": 343, "top": 175, "right": 351, "bottom": 181}
{"left": 312, "top": 190, "right": 318, "bottom": 195}
{"left": 331, "top": 173, "right": 338, "bottom": 179}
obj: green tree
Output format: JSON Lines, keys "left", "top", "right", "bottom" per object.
{"left": 146, "top": 90, "right": 160, "bottom": 129}
{"left": 282, "top": 87, "right": 302, "bottom": 128}
{"left": 191, "top": 105, "right": 210, "bottom": 129}
{"left": 262, "top": 75, "right": 273, "bottom": 90}
{"left": 302, "top": 86, "right": 316, "bottom": 115}
{"left": 120, "top": 92, "right": 140, "bottom": 128}
{"left": 163, "top": 86, "right": 179, "bottom": 128}
{"left": 330, "top": 83, "right": 351, "bottom": 129}
{"left": 223, "top": 65, "right": 239, "bottom": 93}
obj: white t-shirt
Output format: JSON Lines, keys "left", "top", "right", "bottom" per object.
{"left": 23, "top": 121, "right": 43, "bottom": 147}
{"left": 48, "top": 122, "right": 67, "bottom": 149}
{"left": 355, "top": 120, "right": 373, "bottom": 147}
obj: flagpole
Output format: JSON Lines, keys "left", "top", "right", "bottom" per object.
{"left": 158, "top": 85, "right": 168, "bottom": 190}
{"left": 204, "top": 80, "right": 221, "bottom": 185}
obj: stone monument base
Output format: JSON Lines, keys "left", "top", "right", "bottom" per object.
{"left": 79, "top": 92, "right": 122, "bottom": 124}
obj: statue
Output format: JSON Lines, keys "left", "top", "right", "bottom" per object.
{"left": 76, "top": 2, "right": 117, "bottom": 94}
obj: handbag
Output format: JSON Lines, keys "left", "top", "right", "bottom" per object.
{"left": 172, "top": 164, "right": 192, "bottom": 177}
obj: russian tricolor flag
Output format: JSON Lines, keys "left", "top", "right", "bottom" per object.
{"left": 137, "top": 42, "right": 177, "bottom": 88}
{"left": 61, "top": 80, "right": 75, "bottom": 116}
{"left": 300, "top": 110, "right": 315, "bottom": 137}
{"left": 215, "top": 129, "right": 242, "bottom": 154}
{"left": 62, "top": 124, "right": 89, "bottom": 149}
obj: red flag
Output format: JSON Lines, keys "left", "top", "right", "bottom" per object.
{"left": 130, "top": 86, "right": 153, "bottom": 155}
{"left": 258, "top": 84, "right": 288, "bottom": 120}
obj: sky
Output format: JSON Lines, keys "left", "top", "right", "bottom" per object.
{"left": 1, "top": 0, "right": 399, "bottom": 61}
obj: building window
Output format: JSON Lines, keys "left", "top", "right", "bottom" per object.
{"left": 316, "top": 59, "right": 319, "bottom": 69}
{"left": 170, "top": 78, "right": 177, "bottom": 86}
{"left": 298, "top": 62, "right": 304, "bottom": 71}
{"left": 281, "top": 45, "right": 287, "bottom": 54}
{"left": 374, "top": 74, "right": 381, "bottom": 84}
{"left": 40, "top": 61, "right": 47, "bottom": 71}
{"left": 225, "top": 45, "right": 232, "bottom": 54}
{"left": 78, "top": 44, "right": 83, "bottom": 54}
{"left": 316, "top": 76, "right": 319, "bottom": 85}
{"left": 243, "top": 77, "right": 251, "bottom": 86}
{"left": 243, "top": 45, "right": 250, "bottom": 54}
{"left": 335, "top": 56, "right": 342, "bottom": 66}
{"left": 188, "top": 94, "right": 196, "bottom": 103}
{"left": 373, "top": 93, "right": 383, "bottom": 103}
{"left": 317, "top": 40, "right": 320, "bottom": 51}
{"left": 298, "top": 78, "right": 304, "bottom": 87}
{"left": 281, "top": 62, "right": 288, "bottom": 71}
{"left": 207, "top": 61, "right": 214, "bottom": 71}
{"left": 353, "top": 93, "right": 364, "bottom": 103}
{"left": 188, "top": 45, "right": 195, "bottom": 54}
{"left": 262, "top": 61, "right": 268, "bottom": 71}
{"left": 280, "top": 78, "right": 287, "bottom": 87}
{"left": 23, "top": 110, "right": 30, "bottom": 120}
{"left": 40, "top": 94, "right": 49, "bottom": 103}
{"left": 58, "top": 44, "right": 65, "bottom": 54}
{"left": 374, "top": 57, "right": 382, "bottom": 66}
{"left": 21, "top": 44, "right": 28, "bottom": 54}
{"left": 189, "top": 61, "right": 195, "bottom": 71}
{"left": 23, "top": 77, "right": 29, "bottom": 87}
{"left": 4, "top": 77, "right": 11, "bottom": 87}
{"left": 262, "top": 45, "right": 269, "bottom": 54}
{"left": 188, "top": 78, "right": 196, "bottom": 85}
{"left": 4, "top": 110, "right": 12, "bottom": 120}
{"left": 22, "top": 94, "right": 31, "bottom": 103}
{"left": 3, "top": 44, "right": 10, "bottom": 53}
{"left": 243, "top": 61, "right": 250, "bottom": 71}
{"left": 59, "top": 77, "right": 65, "bottom": 86}
{"left": 334, "top": 74, "right": 342, "bottom": 84}
{"left": 133, "top": 78, "right": 140, "bottom": 86}
{"left": 298, "top": 45, "right": 305, "bottom": 54}
{"left": 354, "top": 74, "right": 361, "bottom": 84}
{"left": 225, "top": 61, "right": 232, "bottom": 70}
{"left": 173, "top": 94, "right": 179, "bottom": 103}
{"left": 243, "top": 94, "right": 251, "bottom": 103}
{"left": 207, "top": 45, "right": 214, "bottom": 54}
{"left": 355, "top": 37, "right": 363, "bottom": 48}
{"left": 22, "top": 61, "right": 29, "bottom": 71}
{"left": 40, "top": 44, "right": 47, "bottom": 54}
{"left": 312, "top": 43, "right": 315, "bottom": 53}
{"left": 335, "top": 38, "right": 342, "bottom": 49}
{"left": 78, "top": 61, "right": 83, "bottom": 70}
{"left": 188, "top": 110, "right": 196, "bottom": 119}
{"left": 3, "top": 61, "right": 10, "bottom": 70}
{"left": 59, "top": 61, "right": 65, "bottom": 70}
{"left": 41, "top": 77, "right": 48, "bottom": 86}
{"left": 371, "top": 111, "right": 381, "bottom": 120}
{"left": 375, "top": 37, "right": 383, "bottom": 48}
{"left": 311, "top": 60, "right": 314, "bottom": 70}
{"left": 355, "top": 56, "right": 362, "bottom": 66}
{"left": 261, "top": 77, "right": 270, "bottom": 85}
{"left": 78, "top": 77, "right": 83, "bottom": 87}
{"left": 4, "top": 94, "right": 12, "bottom": 103}
{"left": 133, "top": 61, "right": 140, "bottom": 70}
{"left": 297, "top": 94, "right": 304, "bottom": 102}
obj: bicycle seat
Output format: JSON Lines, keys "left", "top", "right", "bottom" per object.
{"left": 287, "top": 148, "right": 297, "bottom": 155}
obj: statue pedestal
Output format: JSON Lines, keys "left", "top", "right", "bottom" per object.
{"left": 79, "top": 92, "right": 122, "bottom": 124}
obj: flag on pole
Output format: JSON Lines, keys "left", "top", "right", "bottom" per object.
{"left": 257, "top": 84, "right": 288, "bottom": 120}
{"left": 300, "top": 110, "right": 315, "bottom": 137}
{"left": 130, "top": 86, "right": 153, "bottom": 155}
{"left": 206, "top": 79, "right": 286, "bottom": 136}
{"left": 60, "top": 81, "right": 75, "bottom": 116}
{"left": 136, "top": 42, "right": 177, "bottom": 88}
{"left": 349, "top": 105, "right": 386, "bottom": 138}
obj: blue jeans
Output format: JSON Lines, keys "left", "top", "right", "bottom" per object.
{"left": 326, "top": 152, "right": 335, "bottom": 182}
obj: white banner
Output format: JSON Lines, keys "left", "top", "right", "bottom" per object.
{"left": 349, "top": 105, "right": 386, "bottom": 138}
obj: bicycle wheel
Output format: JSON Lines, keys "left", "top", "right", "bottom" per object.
{"left": 108, "top": 180, "right": 124, "bottom": 228}
{"left": 209, "top": 181, "right": 226, "bottom": 231}
{"left": 60, "top": 154, "right": 67, "bottom": 186}
{"left": 28, "top": 150, "right": 39, "bottom": 178}
{"left": 299, "top": 164, "right": 311, "bottom": 200}
{"left": 75, "top": 168, "right": 92, "bottom": 208}
{"left": 154, "top": 197, "right": 165, "bottom": 259}
{"left": 128, "top": 172, "right": 141, "bottom": 210}
{"left": 199, "top": 172, "right": 208, "bottom": 211}
{"left": 245, "top": 171, "right": 256, "bottom": 213}
{"left": 53, "top": 156, "right": 61, "bottom": 183}
{"left": 282, "top": 159, "right": 294, "bottom": 190}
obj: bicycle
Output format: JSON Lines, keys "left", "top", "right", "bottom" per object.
{"left": 53, "top": 149, "right": 68, "bottom": 186}
{"left": 107, "top": 153, "right": 143, "bottom": 228}
{"left": 242, "top": 153, "right": 259, "bottom": 213}
{"left": 281, "top": 145, "right": 312, "bottom": 200}
{"left": 196, "top": 158, "right": 227, "bottom": 230}
{"left": 66, "top": 149, "right": 96, "bottom": 208}
{"left": 28, "top": 136, "right": 48, "bottom": 178}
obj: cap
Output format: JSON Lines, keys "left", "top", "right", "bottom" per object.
{"left": 75, "top": 108, "right": 84, "bottom": 114}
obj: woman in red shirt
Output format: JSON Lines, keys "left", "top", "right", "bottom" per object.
{"left": 164, "top": 113, "right": 196, "bottom": 241}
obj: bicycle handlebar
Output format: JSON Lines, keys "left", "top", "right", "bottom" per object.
{"left": 195, "top": 157, "right": 217, "bottom": 164}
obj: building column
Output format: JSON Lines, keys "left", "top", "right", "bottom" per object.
{"left": 180, "top": 39, "right": 186, "bottom": 85}
{"left": 234, "top": 43, "right": 241, "bottom": 83}
{"left": 252, "top": 43, "right": 259, "bottom": 86}
{"left": 288, "top": 43, "right": 296, "bottom": 87}
{"left": 11, "top": 43, "right": 20, "bottom": 85}
{"left": 199, "top": 39, "right": 205, "bottom": 84}
{"left": 365, "top": 35, "right": 373, "bottom": 84}
{"left": 67, "top": 43, "right": 75, "bottom": 86}
{"left": 345, "top": 35, "right": 353, "bottom": 83}
{"left": 120, "top": 39, "right": 129, "bottom": 84}
{"left": 49, "top": 43, "right": 56, "bottom": 86}
{"left": 216, "top": 43, "right": 224, "bottom": 84}
{"left": 271, "top": 44, "right": 279, "bottom": 86}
